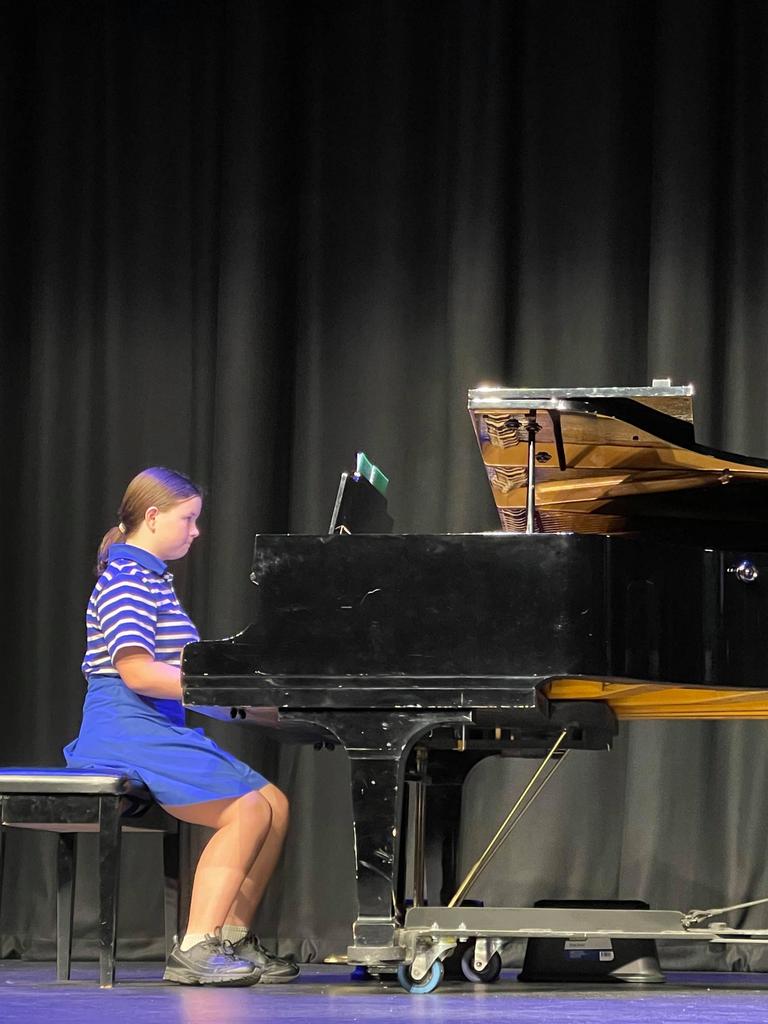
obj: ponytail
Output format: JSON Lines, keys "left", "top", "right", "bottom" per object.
{"left": 96, "top": 526, "right": 124, "bottom": 575}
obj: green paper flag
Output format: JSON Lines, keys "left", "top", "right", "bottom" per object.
{"left": 355, "top": 452, "right": 389, "bottom": 496}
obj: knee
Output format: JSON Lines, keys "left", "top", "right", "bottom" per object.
{"left": 261, "top": 784, "right": 289, "bottom": 831}
{"left": 230, "top": 788, "right": 274, "bottom": 837}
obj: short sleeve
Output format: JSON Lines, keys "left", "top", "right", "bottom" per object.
{"left": 95, "top": 570, "right": 158, "bottom": 662}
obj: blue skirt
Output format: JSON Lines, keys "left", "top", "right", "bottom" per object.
{"left": 63, "top": 675, "right": 268, "bottom": 806}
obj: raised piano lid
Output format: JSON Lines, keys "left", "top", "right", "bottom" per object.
{"left": 468, "top": 382, "right": 768, "bottom": 534}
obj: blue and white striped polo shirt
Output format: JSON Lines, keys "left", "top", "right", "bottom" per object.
{"left": 82, "top": 543, "right": 199, "bottom": 679}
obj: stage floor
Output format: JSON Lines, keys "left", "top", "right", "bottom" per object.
{"left": 2, "top": 961, "right": 768, "bottom": 1023}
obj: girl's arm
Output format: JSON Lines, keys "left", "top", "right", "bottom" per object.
{"left": 114, "top": 649, "right": 183, "bottom": 700}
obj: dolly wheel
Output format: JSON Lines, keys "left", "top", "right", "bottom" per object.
{"left": 460, "top": 946, "right": 502, "bottom": 984}
{"left": 396, "top": 960, "right": 445, "bottom": 994}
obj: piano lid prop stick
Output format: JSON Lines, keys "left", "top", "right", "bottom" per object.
{"left": 525, "top": 411, "right": 540, "bottom": 534}
{"left": 448, "top": 728, "right": 570, "bottom": 908}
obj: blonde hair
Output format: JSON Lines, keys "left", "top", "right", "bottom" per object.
{"left": 96, "top": 467, "right": 202, "bottom": 574}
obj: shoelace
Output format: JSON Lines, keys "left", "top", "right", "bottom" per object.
{"left": 220, "top": 939, "right": 241, "bottom": 959}
{"left": 209, "top": 929, "right": 245, "bottom": 961}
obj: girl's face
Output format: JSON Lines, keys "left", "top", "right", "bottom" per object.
{"left": 149, "top": 496, "right": 202, "bottom": 561}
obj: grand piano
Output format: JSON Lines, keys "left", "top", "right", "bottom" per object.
{"left": 182, "top": 382, "right": 768, "bottom": 992}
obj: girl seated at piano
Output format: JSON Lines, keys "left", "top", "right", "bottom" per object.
{"left": 64, "top": 466, "right": 297, "bottom": 987}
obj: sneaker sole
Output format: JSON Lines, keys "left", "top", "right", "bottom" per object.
{"left": 259, "top": 971, "right": 300, "bottom": 984}
{"left": 163, "top": 966, "right": 261, "bottom": 986}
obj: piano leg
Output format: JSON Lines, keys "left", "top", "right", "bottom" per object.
{"left": 283, "top": 709, "right": 472, "bottom": 966}
{"left": 348, "top": 751, "right": 405, "bottom": 959}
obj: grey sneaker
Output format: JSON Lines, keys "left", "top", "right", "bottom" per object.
{"left": 163, "top": 932, "right": 262, "bottom": 986}
{"left": 231, "top": 933, "right": 299, "bottom": 983}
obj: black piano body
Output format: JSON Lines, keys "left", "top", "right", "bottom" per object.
{"left": 182, "top": 384, "right": 768, "bottom": 970}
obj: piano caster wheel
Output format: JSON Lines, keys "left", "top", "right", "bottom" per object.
{"left": 460, "top": 946, "right": 502, "bottom": 984}
{"left": 396, "top": 960, "right": 444, "bottom": 994}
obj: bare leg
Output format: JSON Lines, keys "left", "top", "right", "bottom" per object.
{"left": 162, "top": 789, "right": 272, "bottom": 934}
{"left": 224, "top": 784, "right": 290, "bottom": 926}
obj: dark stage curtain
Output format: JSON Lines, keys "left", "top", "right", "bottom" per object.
{"left": 2, "top": 0, "right": 768, "bottom": 969}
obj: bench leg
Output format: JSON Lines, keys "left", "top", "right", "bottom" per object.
{"left": 56, "top": 833, "right": 77, "bottom": 981}
{"left": 97, "top": 797, "right": 122, "bottom": 988}
{"left": 0, "top": 824, "right": 6, "bottom": 936}
{"left": 162, "top": 828, "right": 180, "bottom": 959}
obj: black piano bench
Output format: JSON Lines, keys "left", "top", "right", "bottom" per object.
{"left": 0, "top": 769, "right": 182, "bottom": 988}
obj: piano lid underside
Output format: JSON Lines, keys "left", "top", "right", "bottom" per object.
{"left": 473, "top": 407, "right": 768, "bottom": 534}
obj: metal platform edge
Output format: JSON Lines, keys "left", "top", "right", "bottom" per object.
{"left": 399, "top": 906, "right": 744, "bottom": 943}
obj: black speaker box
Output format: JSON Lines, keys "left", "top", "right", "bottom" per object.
{"left": 518, "top": 899, "right": 664, "bottom": 984}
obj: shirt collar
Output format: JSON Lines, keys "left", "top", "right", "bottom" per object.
{"left": 107, "top": 543, "right": 169, "bottom": 577}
